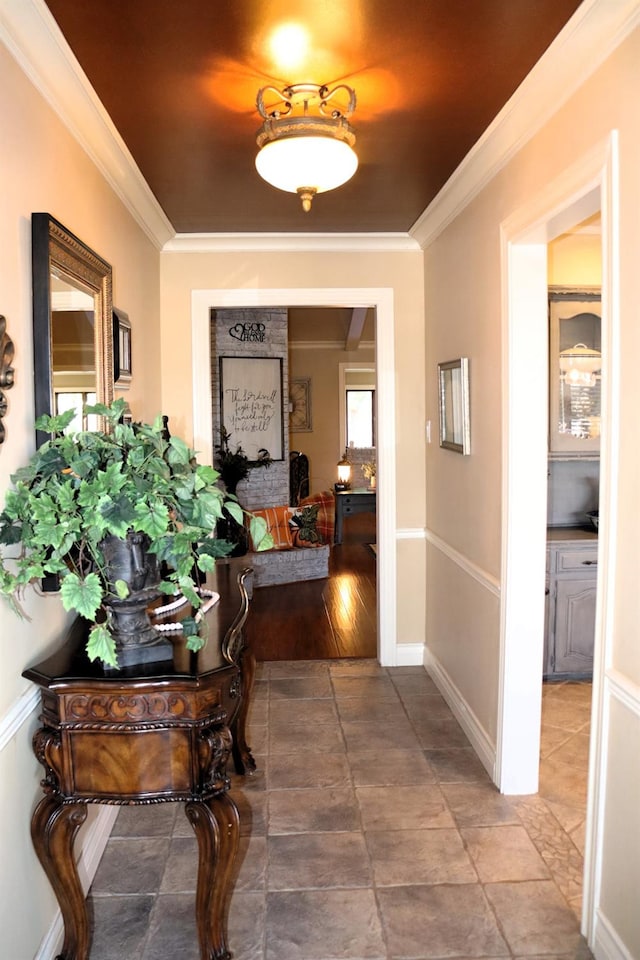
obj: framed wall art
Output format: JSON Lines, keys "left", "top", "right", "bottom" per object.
{"left": 113, "top": 308, "right": 132, "bottom": 385}
{"left": 289, "top": 377, "right": 312, "bottom": 432}
{"left": 219, "top": 356, "right": 284, "bottom": 461}
{"left": 438, "top": 357, "right": 470, "bottom": 455}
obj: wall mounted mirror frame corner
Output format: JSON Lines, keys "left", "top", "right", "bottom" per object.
{"left": 32, "top": 213, "right": 114, "bottom": 447}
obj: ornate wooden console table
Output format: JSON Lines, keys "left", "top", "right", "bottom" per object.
{"left": 23, "top": 563, "right": 254, "bottom": 960}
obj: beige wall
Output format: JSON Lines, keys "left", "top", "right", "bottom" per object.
{"left": 0, "top": 43, "right": 160, "bottom": 958}
{"left": 423, "top": 25, "right": 640, "bottom": 954}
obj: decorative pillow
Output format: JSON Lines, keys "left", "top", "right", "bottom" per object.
{"left": 298, "top": 491, "right": 335, "bottom": 545}
{"left": 288, "top": 503, "right": 323, "bottom": 547}
{"left": 248, "top": 506, "right": 293, "bottom": 551}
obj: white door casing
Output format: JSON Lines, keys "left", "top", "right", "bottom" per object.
{"left": 190, "top": 287, "right": 398, "bottom": 665}
{"left": 499, "top": 132, "right": 619, "bottom": 943}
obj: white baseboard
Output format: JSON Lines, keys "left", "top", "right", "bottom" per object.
{"left": 593, "top": 909, "right": 635, "bottom": 960}
{"left": 33, "top": 911, "right": 64, "bottom": 960}
{"left": 395, "top": 642, "right": 425, "bottom": 666}
{"left": 34, "top": 805, "right": 119, "bottom": 960}
{"left": 423, "top": 648, "right": 496, "bottom": 780}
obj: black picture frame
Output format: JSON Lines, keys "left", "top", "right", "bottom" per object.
{"left": 113, "top": 308, "right": 132, "bottom": 384}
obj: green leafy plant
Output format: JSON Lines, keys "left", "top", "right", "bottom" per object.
{"left": 362, "top": 460, "right": 376, "bottom": 480}
{"left": 0, "top": 400, "right": 272, "bottom": 667}
{"left": 214, "top": 427, "right": 272, "bottom": 494}
{"left": 290, "top": 503, "right": 322, "bottom": 544}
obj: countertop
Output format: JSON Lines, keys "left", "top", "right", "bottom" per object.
{"left": 547, "top": 526, "right": 598, "bottom": 543}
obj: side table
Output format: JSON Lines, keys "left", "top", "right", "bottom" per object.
{"left": 24, "top": 563, "right": 254, "bottom": 960}
{"left": 333, "top": 488, "right": 376, "bottom": 544}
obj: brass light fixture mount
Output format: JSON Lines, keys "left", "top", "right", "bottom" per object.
{"left": 255, "top": 82, "right": 358, "bottom": 212}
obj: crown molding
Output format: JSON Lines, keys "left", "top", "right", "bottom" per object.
{"left": 163, "top": 232, "right": 421, "bottom": 253}
{"left": 0, "top": 0, "right": 174, "bottom": 249}
{"left": 289, "top": 340, "right": 375, "bottom": 351}
{"left": 410, "top": 0, "right": 640, "bottom": 250}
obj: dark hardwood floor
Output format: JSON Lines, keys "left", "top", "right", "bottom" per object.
{"left": 246, "top": 512, "right": 377, "bottom": 661}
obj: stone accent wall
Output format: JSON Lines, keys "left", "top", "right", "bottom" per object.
{"left": 247, "top": 545, "right": 330, "bottom": 587}
{"left": 210, "top": 308, "right": 289, "bottom": 511}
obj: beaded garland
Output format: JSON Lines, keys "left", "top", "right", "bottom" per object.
{"left": 151, "top": 588, "right": 220, "bottom": 634}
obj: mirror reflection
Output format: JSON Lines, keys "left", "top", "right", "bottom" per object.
{"left": 32, "top": 213, "right": 113, "bottom": 446}
{"left": 51, "top": 275, "right": 98, "bottom": 433}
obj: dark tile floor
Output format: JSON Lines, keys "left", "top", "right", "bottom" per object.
{"left": 87, "top": 662, "right": 594, "bottom": 959}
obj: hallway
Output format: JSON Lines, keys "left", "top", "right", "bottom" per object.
{"left": 87, "top": 660, "right": 593, "bottom": 959}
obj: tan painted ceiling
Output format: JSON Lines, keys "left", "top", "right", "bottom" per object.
{"left": 44, "top": 0, "right": 583, "bottom": 235}
{"left": 288, "top": 307, "right": 375, "bottom": 344}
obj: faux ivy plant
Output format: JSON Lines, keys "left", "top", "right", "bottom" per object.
{"left": 0, "top": 399, "right": 272, "bottom": 667}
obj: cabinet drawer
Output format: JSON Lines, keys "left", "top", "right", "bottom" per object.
{"left": 556, "top": 548, "right": 598, "bottom": 572}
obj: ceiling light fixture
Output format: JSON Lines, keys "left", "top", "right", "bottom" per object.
{"left": 255, "top": 82, "right": 358, "bottom": 212}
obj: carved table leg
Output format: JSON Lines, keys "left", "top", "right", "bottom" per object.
{"left": 232, "top": 646, "right": 257, "bottom": 775}
{"left": 185, "top": 792, "right": 240, "bottom": 960}
{"left": 31, "top": 794, "right": 89, "bottom": 960}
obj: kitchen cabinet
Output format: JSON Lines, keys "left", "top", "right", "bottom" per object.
{"left": 545, "top": 531, "right": 597, "bottom": 679}
{"left": 548, "top": 288, "right": 601, "bottom": 459}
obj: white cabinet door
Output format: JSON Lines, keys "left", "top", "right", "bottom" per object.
{"left": 553, "top": 577, "right": 596, "bottom": 675}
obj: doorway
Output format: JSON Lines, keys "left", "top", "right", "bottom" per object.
{"left": 540, "top": 221, "right": 602, "bottom": 867}
{"left": 499, "top": 133, "right": 619, "bottom": 942}
{"left": 190, "top": 286, "right": 398, "bottom": 666}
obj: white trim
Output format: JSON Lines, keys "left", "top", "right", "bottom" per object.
{"left": 499, "top": 133, "right": 619, "bottom": 951}
{"left": 395, "top": 643, "right": 425, "bottom": 667}
{"left": 426, "top": 529, "right": 501, "bottom": 597}
{"left": 34, "top": 912, "right": 64, "bottom": 960}
{"left": 0, "top": 0, "right": 173, "bottom": 249}
{"left": 582, "top": 133, "right": 620, "bottom": 948}
{"left": 397, "top": 527, "right": 427, "bottom": 540}
{"left": 411, "top": 0, "right": 640, "bottom": 250}
{"left": 76, "top": 806, "right": 119, "bottom": 890}
{"left": 0, "top": 685, "right": 40, "bottom": 752}
{"left": 593, "top": 908, "right": 635, "bottom": 960}
{"left": 165, "top": 233, "right": 420, "bottom": 254}
{"left": 498, "top": 235, "right": 549, "bottom": 798}
{"left": 289, "top": 340, "right": 375, "bottom": 351}
{"left": 34, "top": 805, "right": 119, "bottom": 960}
{"left": 191, "top": 287, "right": 398, "bottom": 666}
{"left": 424, "top": 648, "right": 496, "bottom": 779}
{"left": 606, "top": 668, "right": 640, "bottom": 717}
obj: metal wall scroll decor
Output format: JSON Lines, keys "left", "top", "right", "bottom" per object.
{"left": 0, "top": 315, "right": 16, "bottom": 445}
{"left": 228, "top": 322, "right": 266, "bottom": 343}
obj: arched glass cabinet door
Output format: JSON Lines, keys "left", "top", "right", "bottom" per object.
{"left": 548, "top": 287, "right": 601, "bottom": 459}
{"left": 32, "top": 213, "right": 114, "bottom": 447}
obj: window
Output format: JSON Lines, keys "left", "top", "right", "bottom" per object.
{"left": 346, "top": 389, "right": 375, "bottom": 447}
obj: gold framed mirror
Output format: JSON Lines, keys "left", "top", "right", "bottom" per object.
{"left": 32, "top": 213, "right": 113, "bottom": 446}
